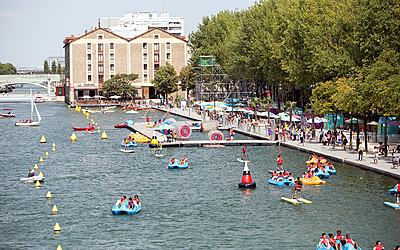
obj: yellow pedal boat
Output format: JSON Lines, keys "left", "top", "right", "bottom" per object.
{"left": 300, "top": 176, "right": 326, "bottom": 185}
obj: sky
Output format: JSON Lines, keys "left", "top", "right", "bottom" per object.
{"left": 0, "top": 0, "right": 255, "bottom": 68}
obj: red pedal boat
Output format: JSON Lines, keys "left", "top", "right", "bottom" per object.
{"left": 72, "top": 126, "right": 95, "bottom": 131}
{"left": 114, "top": 124, "right": 126, "bottom": 128}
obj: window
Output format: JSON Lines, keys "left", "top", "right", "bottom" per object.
{"left": 154, "top": 43, "right": 159, "bottom": 51}
{"left": 87, "top": 54, "right": 91, "bottom": 60}
{"left": 99, "top": 75, "right": 104, "bottom": 83}
{"left": 110, "top": 75, "right": 114, "bottom": 78}
{"left": 98, "top": 54, "right": 103, "bottom": 62}
{"left": 143, "top": 64, "right": 147, "bottom": 70}
{"left": 154, "top": 35, "right": 159, "bottom": 39}
{"left": 110, "top": 64, "right": 115, "bottom": 71}
{"left": 110, "top": 53, "right": 114, "bottom": 60}
{"left": 88, "top": 75, "right": 92, "bottom": 81}
{"left": 143, "top": 43, "right": 147, "bottom": 49}
{"left": 87, "top": 43, "right": 91, "bottom": 50}
{"left": 144, "top": 74, "right": 148, "bottom": 81}
{"left": 143, "top": 53, "right": 147, "bottom": 60}
{"left": 166, "top": 42, "right": 170, "bottom": 49}
{"left": 98, "top": 44, "right": 103, "bottom": 52}
{"left": 110, "top": 43, "right": 114, "bottom": 49}
{"left": 154, "top": 64, "right": 159, "bottom": 72}
{"left": 98, "top": 35, "right": 103, "bottom": 39}
{"left": 154, "top": 54, "right": 159, "bottom": 62}
{"left": 166, "top": 53, "right": 170, "bottom": 60}
{"left": 99, "top": 65, "right": 103, "bottom": 73}
{"left": 88, "top": 64, "right": 91, "bottom": 71}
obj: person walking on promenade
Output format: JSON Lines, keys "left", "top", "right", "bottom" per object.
{"left": 319, "top": 128, "right": 324, "bottom": 143}
{"left": 373, "top": 146, "right": 379, "bottom": 164}
{"left": 392, "top": 150, "right": 399, "bottom": 169}
{"left": 358, "top": 144, "right": 364, "bottom": 161}
{"left": 343, "top": 136, "right": 348, "bottom": 150}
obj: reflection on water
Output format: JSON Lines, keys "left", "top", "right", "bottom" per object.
{"left": 0, "top": 103, "right": 399, "bottom": 249}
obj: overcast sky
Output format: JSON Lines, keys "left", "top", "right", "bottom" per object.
{"left": 0, "top": 0, "right": 255, "bottom": 67}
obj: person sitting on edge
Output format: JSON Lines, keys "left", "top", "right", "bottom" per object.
{"left": 373, "top": 241, "right": 384, "bottom": 250}
{"left": 241, "top": 146, "right": 247, "bottom": 161}
{"left": 171, "top": 158, "right": 176, "bottom": 165}
{"left": 119, "top": 196, "right": 127, "bottom": 207}
{"left": 28, "top": 170, "right": 35, "bottom": 177}
{"left": 345, "top": 234, "right": 359, "bottom": 250}
{"left": 276, "top": 155, "right": 283, "bottom": 170}
{"left": 182, "top": 156, "right": 187, "bottom": 163}
{"left": 319, "top": 233, "right": 329, "bottom": 248}
{"left": 292, "top": 177, "right": 303, "bottom": 199}
{"left": 134, "top": 195, "right": 140, "bottom": 206}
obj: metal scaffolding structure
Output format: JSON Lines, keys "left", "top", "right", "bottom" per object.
{"left": 194, "top": 56, "right": 252, "bottom": 103}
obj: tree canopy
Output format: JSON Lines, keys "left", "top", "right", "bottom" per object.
{"left": 102, "top": 73, "right": 138, "bottom": 99}
{"left": 0, "top": 62, "right": 17, "bottom": 74}
{"left": 152, "top": 62, "right": 178, "bottom": 99}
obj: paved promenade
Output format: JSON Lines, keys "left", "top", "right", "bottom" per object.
{"left": 154, "top": 106, "right": 400, "bottom": 179}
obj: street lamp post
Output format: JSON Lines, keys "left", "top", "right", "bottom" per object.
{"left": 165, "top": 79, "right": 168, "bottom": 106}
{"left": 278, "top": 82, "right": 282, "bottom": 112}
{"left": 310, "top": 83, "right": 316, "bottom": 139}
{"left": 186, "top": 80, "right": 190, "bottom": 116}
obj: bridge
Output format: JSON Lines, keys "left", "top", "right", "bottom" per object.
{"left": 0, "top": 74, "right": 61, "bottom": 101}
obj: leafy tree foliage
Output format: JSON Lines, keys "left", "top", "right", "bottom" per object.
{"left": 43, "top": 61, "right": 50, "bottom": 73}
{"left": 152, "top": 62, "right": 178, "bottom": 100}
{"left": 0, "top": 62, "right": 17, "bottom": 74}
{"left": 102, "top": 73, "right": 138, "bottom": 99}
{"left": 57, "top": 63, "right": 62, "bottom": 74}
{"left": 51, "top": 61, "right": 57, "bottom": 73}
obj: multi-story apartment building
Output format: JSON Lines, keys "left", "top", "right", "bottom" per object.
{"left": 99, "top": 12, "right": 185, "bottom": 38}
{"left": 63, "top": 27, "right": 188, "bottom": 104}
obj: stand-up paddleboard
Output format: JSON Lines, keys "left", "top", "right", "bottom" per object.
{"left": 237, "top": 158, "right": 250, "bottom": 163}
{"left": 384, "top": 202, "right": 400, "bottom": 209}
{"left": 268, "top": 170, "right": 275, "bottom": 173}
{"left": 155, "top": 154, "right": 164, "bottom": 157}
{"left": 281, "top": 197, "right": 312, "bottom": 204}
{"left": 121, "top": 149, "right": 135, "bottom": 153}
{"left": 87, "top": 131, "right": 95, "bottom": 134}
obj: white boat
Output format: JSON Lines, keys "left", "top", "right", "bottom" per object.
{"left": 15, "top": 89, "right": 42, "bottom": 126}
{"left": 20, "top": 176, "right": 45, "bottom": 182}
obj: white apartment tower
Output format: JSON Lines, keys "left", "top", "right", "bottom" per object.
{"left": 99, "top": 12, "right": 185, "bottom": 39}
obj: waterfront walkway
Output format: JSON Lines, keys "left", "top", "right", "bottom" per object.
{"left": 155, "top": 106, "right": 400, "bottom": 179}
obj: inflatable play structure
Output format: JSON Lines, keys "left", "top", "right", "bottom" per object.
{"left": 207, "top": 130, "right": 223, "bottom": 141}
{"left": 201, "top": 121, "right": 219, "bottom": 132}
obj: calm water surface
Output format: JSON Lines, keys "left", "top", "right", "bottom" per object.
{"left": 0, "top": 103, "right": 399, "bottom": 249}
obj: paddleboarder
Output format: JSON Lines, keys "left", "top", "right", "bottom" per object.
{"left": 241, "top": 146, "right": 247, "bottom": 161}
{"left": 276, "top": 155, "right": 283, "bottom": 170}
{"left": 292, "top": 177, "right": 303, "bottom": 200}
{"left": 155, "top": 142, "right": 162, "bottom": 156}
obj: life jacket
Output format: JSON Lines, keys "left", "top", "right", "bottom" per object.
{"left": 277, "top": 157, "right": 283, "bottom": 164}
{"left": 295, "top": 179, "right": 302, "bottom": 188}
{"left": 345, "top": 238, "right": 354, "bottom": 244}
{"left": 374, "top": 244, "right": 384, "bottom": 250}
{"left": 320, "top": 237, "right": 328, "bottom": 245}
{"left": 171, "top": 159, "right": 175, "bottom": 164}
{"left": 242, "top": 148, "right": 246, "bottom": 153}
{"left": 397, "top": 183, "right": 400, "bottom": 192}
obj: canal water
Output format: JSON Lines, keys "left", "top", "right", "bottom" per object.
{"left": 0, "top": 103, "right": 399, "bottom": 249}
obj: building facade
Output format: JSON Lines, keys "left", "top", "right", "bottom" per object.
{"left": 63, "top": 27, "right": 188, "bottom": 104}
{"left": 99, "top": 12, "right": 185, "bottom": 38}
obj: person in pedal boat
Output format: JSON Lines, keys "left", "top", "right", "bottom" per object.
{"left": 134, "top": 195, "right": 140, "bottom": 206}
{"left": 345, "top": 234, "right": 359, "bottom": 250}
{"left": 119, "top": 196, "right": 127, "bottom": 207}
{"left": 394, "top": 181, "right": 400, "bottom": 204}
{"left": 128, "top": 197, "right": 135, "bottom": 209}
{"left": 334, "top": 230, "right": 344, "bottom": 241}
{"left": 241, "top": 146, "right": 247, "bottom": 161}
{"left": 328, "top": 233, "right": 341, "bottom": 250}
{"left": 319, "top": 233, "right": 329, "bottom": 247}
{"left": 28, "top": 170, "right": 35, "bottom": 177}
{"left": 170, "top": 158, "right": 176, "bottom": 165}
{"left": 373, "top": 241, "right": 384, "bottom": 250}
{"left": 292, "top": 177, "right": 302, "bottom": 199}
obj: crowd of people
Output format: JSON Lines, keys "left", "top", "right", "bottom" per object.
{"left": 117, "top": 195, "right": 140, "bottom": 209}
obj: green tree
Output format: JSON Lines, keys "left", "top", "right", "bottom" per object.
{"left": 57, "top": 63, "right": 62, "bottom": 74}
{"left": 51, "top": 61, "right": 57, "bottom": 73}
{"left": 43, "top": 61, "right": 50, "bottom": 73}
{"left": 152, "top": 62, "right": 178, "bottom": 103}
{"left": 250, "top": 97, "right": 261, "bottom": 118}
{"left": 102, "top": 73, "right": 138, "bottom": 99}
{"left": 284, "top": 101, "right": 297, "bottom": 125}
{"left": 178, "top": 65, "right": 197, "bottom": 103}
{"left": 0, "top": 62, "right": 17, "bottom": 74}
{"left": 261, "top": 96, "right": 274, "bottom": 124}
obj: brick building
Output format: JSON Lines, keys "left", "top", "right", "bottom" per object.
{"left": 63, "top": 27, "right": 188, "bottom": 104}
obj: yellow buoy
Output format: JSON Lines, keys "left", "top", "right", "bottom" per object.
{"left": 68, "top": 104, "right": 71, "bottom": 108}
{"left": 86, "top": 113, "right": 89, "bottom": 117}
{"left": 71, "top": 132, "right": 77, "bottom": 141}
{"left": 98, "top": 129, "right": 101, "bottom": 133}
{"left": 82, "top": 110, "right": 86, "bottom": 115}
{"left": 34, "top": 164, "right": 38, "bottom": 170}
{"left": 39, "top": 157, "right": 44, "bottom": 163}
{"left": 45, "top": 152, "right": 49, "bottom": 157}
{"left": 92, "top": 121, "right": 95, "bottom": 124}
{"left": 52, "top": 147, "right": 56, "bottom": 152}
{"left": 52, "top": 143, "right": 56, "bottom": 147}
{"left": 56, "top": 245, "right": 63, "bottom": 250}
{"left": 40, "top": 135, "right": 46, "bottom": 143}
{"left": 101, "top": 131, "right": 107, "bottom": 139}
{"left": 46, "top": 191, "right": 52, "bottom": 198}
{"left": 54, "top": 222, "right": 61, "bottom": 231}
{"left": 39, "top": 171, "right": 43, "bottom": 177}
{"left": 95, "top": 123, "right": 98, "bottom": 126}
{"left": 86, "top": 117, "right": 89, "bottom": 120}
{"left": 52, "top": 205, "right": 58, "bottom": 213}
{"left": 35, "top": 180, "right": 41, "bottom": 188}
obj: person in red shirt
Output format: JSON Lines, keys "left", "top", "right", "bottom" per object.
{"left": 334, "top": 230, "right": 344, "bottom": 241}
{"left": 373, "top": 241, "right": 384, "bottom": 250}
{"left": 292, "top": 177, "right": 302, "bottom": 199}
{"left": 276, "top": 155, "right": 283, "bottom": 170}
{"left": 328, "top": 234, "right": 340, "bottom": 250}
{"left": 394, "top": 181, "right": 400, "bottom": 204}
{"left": 319, "top": 233, "right": 329, "bottom": 247}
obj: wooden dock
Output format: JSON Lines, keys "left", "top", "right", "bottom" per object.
{"left": 160, "top": 140, "right": 277, "bottom": 147}
{"left": 126, "top": 123, "right": 167, "bottom": 141}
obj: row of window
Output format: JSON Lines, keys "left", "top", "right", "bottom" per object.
{"left": 87, "top": 53, "right": 115, "bottom": 61}
{"left": 87, "top": 64, "right": 115, "bottom": 72}
{"left": 143, "top": 42, "right": 171, "bottom": 50}
{"left": 87, "top": 43, "right": 115, "bottom": 51}
{"left": 87, "top": 75, "right": 108, "bottom": 83}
